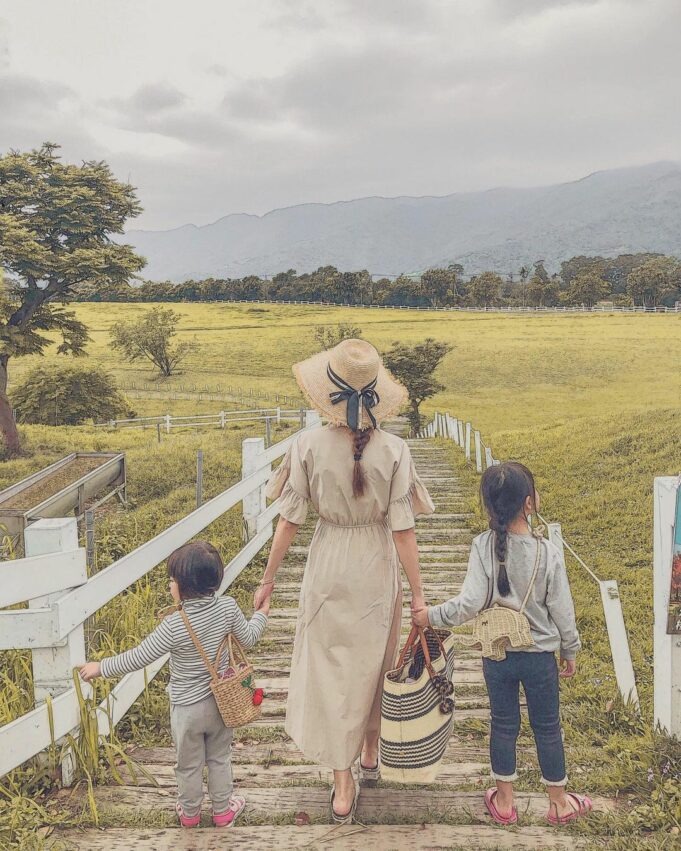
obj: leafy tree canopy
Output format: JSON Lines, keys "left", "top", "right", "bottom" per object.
{"left": 110, "top": 306, "right": 196, "bottom": 377}
{"left": 384, "top": 338, "right": 452, "bottom": 436}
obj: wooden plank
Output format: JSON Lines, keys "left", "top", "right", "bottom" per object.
{"left": 60, "top": 785, "right": 614, "bottom": 820}
{"left": 0, "top": 606, "right": 58, "bottom": 650}
{"left": 53, "top": 824, "right": 590, "bottom": 850}
{"left": 0, "top": 548, "right": 87, "bottom": 607}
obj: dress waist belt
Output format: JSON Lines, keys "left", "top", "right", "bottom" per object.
{"left": 318, "top": 516, "right": 388, "bottom": 529}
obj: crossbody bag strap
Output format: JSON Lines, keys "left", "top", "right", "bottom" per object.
{"left": 179, "top": 606, "right": 219, "bottom": 680}
{"left": 519, "top": 537, "right": 543, "bottom": 614}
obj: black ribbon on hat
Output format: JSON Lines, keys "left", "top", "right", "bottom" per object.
{"left": 327, "top": 364, "right": 380, "bottom": 432}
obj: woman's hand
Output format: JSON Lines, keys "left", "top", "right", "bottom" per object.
{"left": 410, "top": 591, "right": 425, "bottom": 613}
{"left": 411, "top": 605, "right": 430, "bottom": 628}
{"left": 559, "top": 657, "right": 576, "bottom": 678}
{"left": 79, "top": 662, "right": 102, "bottom": 683}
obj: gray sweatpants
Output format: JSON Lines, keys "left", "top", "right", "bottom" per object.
{"left": 170, "top": 694, "right": 234, "bottom": 817}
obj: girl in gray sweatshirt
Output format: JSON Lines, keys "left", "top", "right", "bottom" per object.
{"left": 413, "top": 461, "right": 592, "bottom": 828}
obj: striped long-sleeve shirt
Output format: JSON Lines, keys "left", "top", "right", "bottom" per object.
{"left": 100, "top": 594, "right": 268, "bottom": 706}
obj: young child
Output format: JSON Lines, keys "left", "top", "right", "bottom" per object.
{"left": 80, "top": 540, "right": 269, "bottom": 828}
{"left": 412, "top": 462, "right": 592, "bottom": 827}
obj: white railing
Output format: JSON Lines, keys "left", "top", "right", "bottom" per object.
{"left": 0, "top": 411, "right": 322, "bottom": 781}
{"left": 184, "top": 297, "right": 680, "bottom": 314}
{"left": 95, "top": 407, "right": 307, "bottom": 432}
{"left": 421, "top": 411, "right": 640, "bottom": 711}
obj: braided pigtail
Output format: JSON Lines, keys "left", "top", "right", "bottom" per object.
{"left": 491, "top": 517, "right": 511, "bottom": 597}
{"left": 352, "top": 428, "right": 373, "bottom": 497}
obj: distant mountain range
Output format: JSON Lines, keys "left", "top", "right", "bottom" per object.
{"left": 124, "top": 162, "right": 681, "bottom": 282}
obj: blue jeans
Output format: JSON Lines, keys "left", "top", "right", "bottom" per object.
{"left": 482, "top": 651, "right": 567, "bottom": 785}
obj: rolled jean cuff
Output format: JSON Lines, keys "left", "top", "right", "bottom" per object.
{"left": 491, "top": 769, "right": 518, "bottom": 782}
{"left": 541, "top": 775, "right": 568, "bottom": 787}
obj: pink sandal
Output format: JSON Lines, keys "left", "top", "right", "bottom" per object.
{"left": 484, "top": 788, "right": 518, "bottom": 825}
{"left": 213, "top": 794, "right": 246, "bottom": 827}
{"left": 547, "top": 793, "right": 593, "bottom": 825}
{"left": 175, "top": 802, "right": 201, "bottom": 828}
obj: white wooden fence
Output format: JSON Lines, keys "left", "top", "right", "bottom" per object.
{"left": 423, "top": 411, "right": 640, "bottom": 711}
{"left": 95, "top": 407, "right": 306, "bottom": 432}
{"left": 0, "top": 411, "right": 322, "bottom": 781}
{"left": 653, "top": 476, "right": 681, "bottom": 737}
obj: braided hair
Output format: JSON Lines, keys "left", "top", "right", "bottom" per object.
{"left": 352, "top": 427, "right": 373, "bottom": 497}
{"left": 480, "top": 462, "right": 537, "bottom": 597}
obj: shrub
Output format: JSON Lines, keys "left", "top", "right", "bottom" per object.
{"left": 11, "top": 364, "right": 135, "bottom": 426}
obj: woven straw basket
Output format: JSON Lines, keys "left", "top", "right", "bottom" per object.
{"left": 180, "top": 609, "right": 262, "bottom": 728}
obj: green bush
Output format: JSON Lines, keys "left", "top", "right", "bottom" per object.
{"left": 11, "top": 364, "right": 135, "bottom": 426}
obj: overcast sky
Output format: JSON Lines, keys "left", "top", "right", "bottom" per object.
{"left": 1, "top": 0, "right": 680, "bottom": 230}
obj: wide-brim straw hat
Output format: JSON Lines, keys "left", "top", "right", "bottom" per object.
{"left": 293, "top": 338, "right": 408, "bottom": 429}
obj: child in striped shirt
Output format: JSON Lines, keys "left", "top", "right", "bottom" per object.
{"left": 80, "top": 540, "right": 269, "bottom": 828}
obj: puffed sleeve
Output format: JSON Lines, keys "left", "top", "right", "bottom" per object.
{"left": 265, "top": 439, "right": 310, "bottom": 525}
{"left": 388, "top": 441, "right": 435, "bottom": 531}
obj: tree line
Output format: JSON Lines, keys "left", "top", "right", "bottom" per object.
{"left": 73, "top": 255, "right": 681, "bottom": 310}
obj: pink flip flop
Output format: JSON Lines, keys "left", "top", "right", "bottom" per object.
{"left": 547, "top": 793, "right": 593, "bottom": 825}
{"left": 484, "top": 788, "right": 518, "bottom": 825}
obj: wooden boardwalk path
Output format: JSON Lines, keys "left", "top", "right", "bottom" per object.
{"left": 57, "top": 423, "right": 607, "bottom": 849}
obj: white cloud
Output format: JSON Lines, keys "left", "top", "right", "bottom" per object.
{"left": 0, "top": 0, "right": 679, "bottom": 230}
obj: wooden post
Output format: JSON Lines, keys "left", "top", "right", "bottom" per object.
{"left": 165, "top": 414, "right": 171, "bottom": 434}
{"left": 25, "top": 518, "right": 87, "bottom": 784}
{"left": 276, "top": 406, "right": 281, "bottom": 425}
{"left": 457, "top": 420, "right": 465, "bottom": 447}
{"left": 219, "top": 410, "right": 226, "bottom": 429}
{"left": 474, "top": 430, "right": 482, "bottom": 473}
{"left": 196, "top": 450, "right": 203, "bottom": 509}
{"left": 485, "top": 446, "right": 493, "bottom": 468}
{"left": 299, "top": 408, "right": 305, "bottom": 429}
{"left": 156, "top": 423, "right": 161, "bottom": 444}
{"left": 85, "top": 510, "right": 95, "bottom": 571}
{"left": 265, "top": 417, "right": 272, "bottom": 448}
{"left": 549, "top": 522, "right": 640, "bottom": 711}
{"left": 451, "top": 417, "right": 460, "bottom": 445}
{"left": 654, "top": 477, "right": 681, "bottom": 735}
{"left": 241, "top": 438, "right": 268, "bottom": 542}
{"left": 465, "top": 423, "right": 472, "bottom": 462}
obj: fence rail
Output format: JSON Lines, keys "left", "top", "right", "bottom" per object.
{"left": 422, "top": 410, "right": 640, "bottom": 711}
{"left": 0, "top": 411, "right": 322, "bottom": 780}
{"left": 95, "top": 407, "right": 307, "bottom": 433}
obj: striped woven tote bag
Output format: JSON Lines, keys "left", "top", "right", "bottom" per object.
{"left": 380, "top": 625, "right": 456, "bottom": 783}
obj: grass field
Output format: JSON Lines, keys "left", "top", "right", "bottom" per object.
{"left": 2, "top": 303, "right": 680, "bottom": 846}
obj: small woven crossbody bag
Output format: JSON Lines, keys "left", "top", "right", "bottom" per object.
{"left": 461, "top": 531, "right": 543, "bottom": 661}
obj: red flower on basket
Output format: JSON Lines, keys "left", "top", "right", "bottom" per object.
{"left": 241, "top": 674, "right": 265, "bottom": 706}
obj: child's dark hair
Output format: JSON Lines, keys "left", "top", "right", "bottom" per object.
{"left": 480, "top": 462, "right": 537, "bottom": 597}
{"left": 167, "top": 541, "right": 224, "bottom": 600}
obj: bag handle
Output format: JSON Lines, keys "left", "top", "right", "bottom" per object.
{"left": 179, "top": 606, "right": 220, "bottom": 681}
{"left": 223, "top": 633, "right": 249, "bottom": 669}
{"left": 395, "top": 625, "right": 446, "bottom": 678}
{"left": 519, "top": 537, "right": 543, "bottom": 614}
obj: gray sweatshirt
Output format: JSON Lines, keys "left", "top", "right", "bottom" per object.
{"left": 428, "top": 530, "right": 581, "bottom": 660}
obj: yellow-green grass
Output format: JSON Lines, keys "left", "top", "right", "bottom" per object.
{"left": 7, "top": 304, "right": 680, "bottom": 433}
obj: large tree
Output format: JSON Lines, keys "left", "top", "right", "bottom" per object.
{"left": 420, "top": 267, "right": 461, "bottom": 307}
{"left": 0, "top": 143, "right": 144, "bottom": 454}
{"left": 627, "top": 256, "right": 681, "bottom": 307}
{"left": 564, "top": 271, "right": 611, "bottom": 307}
{"left": 384, "top": 338, "right": 452, "bottom": 436}
{"left": 468, "top": 271, "right": 502, "bottom": 308}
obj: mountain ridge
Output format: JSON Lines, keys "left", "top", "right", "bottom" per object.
{"left": 124, "top": 162, "right": 681, "bottom": 281}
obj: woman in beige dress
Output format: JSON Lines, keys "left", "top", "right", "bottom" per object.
{"left": 254, "top": 339, "right": 434, "bottom": 822}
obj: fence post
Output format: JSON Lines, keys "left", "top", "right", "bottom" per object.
{"left": 465, "top": 423, "right": 472, "bottom": 462}
{"left": 25, "top": 517, "right": 86, "bottom": 785}
{"left": 241, "top": 437, "right": 268, "bottom": 542}
{"left": 265, "top": 416, "right": 272, "bottom": 448}
{"left": 219, "top": 410, "right": 226, "bottom": 429}
{"left": 276, "top": 406, "right": 281, "bottom": 425}
{"left": 165, "top": 414, "right": 171, "bottom": 434}
{"left": 196, "top": 450, "right": 203, "bottom": 509}
{"left": 474, "top": 430, "right": 482, "bottom": 473}
{"left": 156, "top": 423, "right": 161, "bottom": 444}
{"left": 451, "top": 417, "right": 459, "bottom": 445}
{"left": 653, "top": 477, "right": 681, "bottom": 734}
{"left": 299, "top": 408, "right": 305, "bottom": 430}
{"left": 457, "top": 420, "right": 465, "bottom": 447}
{"left": 485, "top": 446, "right": 493, "bottom": 469}
{"left": 85, "top": 510, "right": 95, "bottom": 571}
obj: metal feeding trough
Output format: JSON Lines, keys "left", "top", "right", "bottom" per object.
{"left": 0, "top": 452, "right": 126, "bottom": 554}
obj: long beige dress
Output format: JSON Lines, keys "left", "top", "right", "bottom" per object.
{"left": 265, "top": 424, "right": 434, "bottom": 770}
